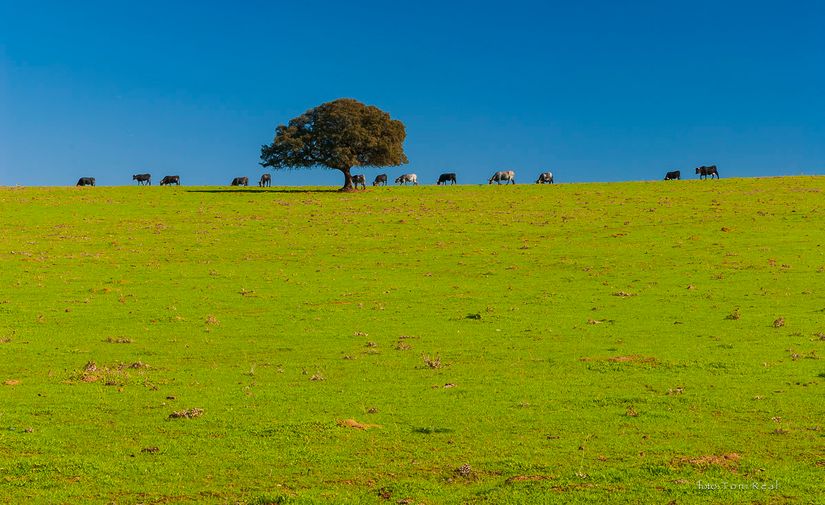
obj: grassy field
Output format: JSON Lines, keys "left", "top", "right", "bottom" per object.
{"left": 0, "top": 178, "right": 823, "bottom": 504}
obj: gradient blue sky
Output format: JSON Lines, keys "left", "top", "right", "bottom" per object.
{"left": 1, "top": 0, "right": 823, "bottom": 186}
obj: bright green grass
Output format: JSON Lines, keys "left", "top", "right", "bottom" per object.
{"left": 0, "top": 178, "right": 823, "bottom": 504}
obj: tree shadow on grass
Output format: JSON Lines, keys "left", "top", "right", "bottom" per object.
{"left": 412, "top": 427, "right": 455, "bottom": 434}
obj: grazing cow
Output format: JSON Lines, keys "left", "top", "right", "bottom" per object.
{"left": 664, "top": 170, "right": 681, "bottom": 180}
{"left": 76, "top": 177, "right": 95, "bottom": 187}
{"left": 351, "top": 174, "right": 366, "bottom": 189}
{"left": 536, "top": 172, "right": 554, "bottom": 184}
{"left": 259, "top": 174, "right": 271, "bottom": 187}
{"left": 489, "top": 170, "right": 516, "bottom": 185}
{"left": 695, "top": 165, "right": 719, "bottom": 179}
{"left": 132, "top": 173, "right": 151, "bottom": 185}
{"left": 231, "top": 176, "right": 249, "bottom": 187}
{"left": 373, "top": 174, "right": 388, "bottom": 186}
{"left": 159, "top": 175, "right": 180, "bottom": 186}
{"left": 437, "top": 173, "right": 457, "bottom": 185}
{"left": 395, "top": 173, "right": 418, "bottom": 185}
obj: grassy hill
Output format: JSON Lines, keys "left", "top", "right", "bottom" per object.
{"left": 0, "top": 178, "right": 822, "bottom": 504}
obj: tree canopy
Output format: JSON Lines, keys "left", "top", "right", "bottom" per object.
{"left": 260, "top": 98, "right": 408, "bottom": 190}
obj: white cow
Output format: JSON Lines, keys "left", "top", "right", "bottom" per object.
{"left": 489, "top": 170, "right": 516, "bottom": 185}
{"left": 536, "top": 172, "right": 554, "bottom": 184}
{"left": 395, "top": 173, "right": 418, "bottom": 185}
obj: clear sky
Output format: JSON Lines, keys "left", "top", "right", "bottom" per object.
{"left": 1, "top": 0, "right": 823, "bottom": 186}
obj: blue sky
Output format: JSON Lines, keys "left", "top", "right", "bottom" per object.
{"left": 1, "top": 0, "right": 823, "bottom": 186}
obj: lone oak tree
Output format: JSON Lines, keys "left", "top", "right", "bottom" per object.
{"left": 260, "top": 98, "right": 408, "bottom": 190}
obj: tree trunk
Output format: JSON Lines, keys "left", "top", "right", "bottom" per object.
{"left": 339, "top": 167, "right": 354, "bottom": 191}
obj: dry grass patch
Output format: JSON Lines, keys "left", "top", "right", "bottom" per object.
{"left": 169, "top": 408, "right": 204, "bottom": 419}
{"left": 422, "top": 354, "right": 443, "bottom": 369}
{"left": 506, "top": 474, "right": 555, "bottom": 484}
{"left": 580, "top": 355, "right": 659, "bottom": 365}
{"left": 672, "top": 453, "right": 740, "bottom": 472}
{"left": 336, "top": 418, "right": 380, "bottom": 430}
{"left": 104, "top": 336, "right": 133, "bottom": 344}
{"left": 68, "top": 361, "right": 150, "bottom": 386}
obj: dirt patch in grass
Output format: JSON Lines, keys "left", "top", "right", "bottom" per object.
{"left": 3, "top": 379, "right": 21, "bottom": 386}
{"left": 69, "top": 361, "right": 151, "bottom": 386}
{"left": 169, "top": 408, "right": 204, "bottom": 419}
{"left": 422, "top": 354, "right": 443, "bottom": 369}
{"left": 673, "top": 453, "right": 740, "bottom": 472}
{"left": 580, "top": 355, "right": 658, "bottom": 365}
{"left": 608, "top": 355, "right": 656, "bottom": 364}
{"left": 336, "top": 418, "right": 380, "bottom": 430}
{"left": 104, "top": 336, "right": 133, "bottom": 344}
{"left": 506, "top": 474, "right": 555, "bottom": 484}
{"left": 309, "top": 371, "right": 325, "bottom": 381}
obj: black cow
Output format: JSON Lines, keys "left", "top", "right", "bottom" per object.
{"left": 695, "top": 165, "right": 719, "bottom": 179}
{"left": 664, "top": 170, "right": 680, "bottom": 180}
{"left": 231, "top": 177, "right": 249, "bottom": 186}
{"left": 352, "top": 174, "right": 366, "bottom": 189}
{"left": 133, "top": 173, "right": 151, "bottom": 185}
{"left": 437, "top": 173, "right": 457, "bottom": 185}
{"left": 259, "top": 174, "right": 271, "bottom": 187}
{"left": 159, "top": 175, "right": 180, "bottom": 186}
{"left": 373, "top": 174, "right": 388, "bottom": 186}
{"left": 536, "top": 172, "right": 554, "bottom": 184}
{"left": 76, "top": 177, "right": 96, "bottom": 187}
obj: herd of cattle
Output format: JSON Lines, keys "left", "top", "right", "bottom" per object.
{"left": 664, "top": 165, "right": 720, "bottom": 180}
{"left": 74, "top": 166, "right": 719, "bottom": 187}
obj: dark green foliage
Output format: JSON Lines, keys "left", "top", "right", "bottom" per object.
{"left": 260, "top": 98, "right": 408, "bottom": 190}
